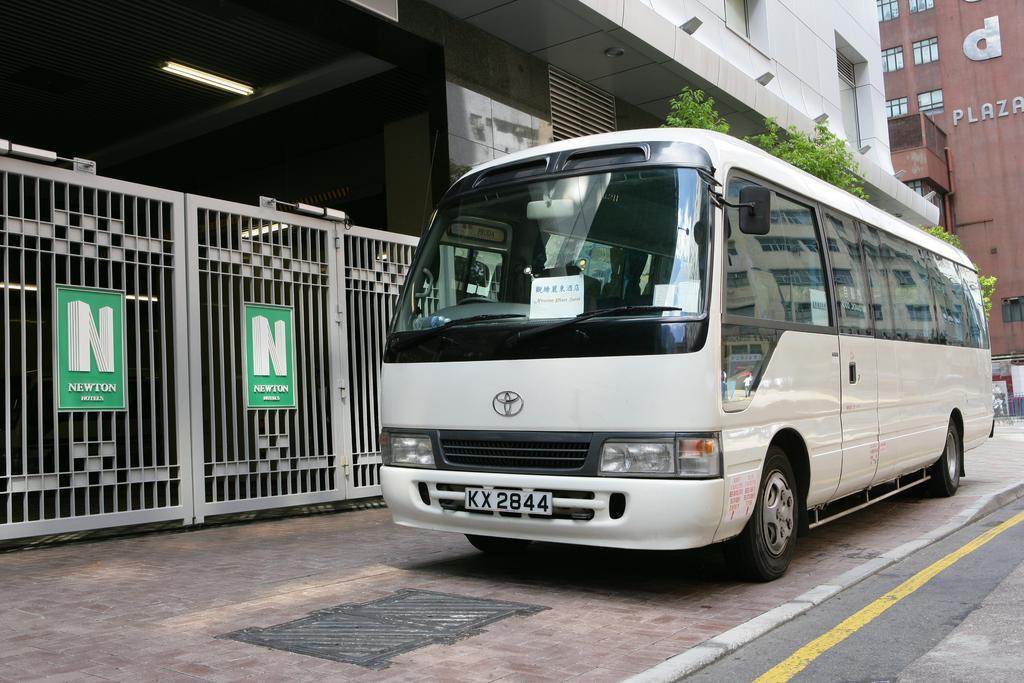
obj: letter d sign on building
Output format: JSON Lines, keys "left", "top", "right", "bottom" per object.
{"left": 244, "top": 303, "right": 296, "bottom": 409}
{"left": 56, "top": 286, "right": 127, "bottom": 411}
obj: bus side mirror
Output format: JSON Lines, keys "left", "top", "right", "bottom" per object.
{"left": 738, "top": 186, "right": 771, "bottom": 235}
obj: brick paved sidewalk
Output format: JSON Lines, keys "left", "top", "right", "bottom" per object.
{"left": 2, "top": 428, "right": 1022, "bottom": 683}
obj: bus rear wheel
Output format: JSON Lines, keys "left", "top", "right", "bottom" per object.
{"left": 465, "top": 534, "right": 532, "bottom": 554}
{"left": 928, "top": 421, "right": 961, "bottom": 497}
{"left": 725, "top": 446, "right": 798, "bottom": 582}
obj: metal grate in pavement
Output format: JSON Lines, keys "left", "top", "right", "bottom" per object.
{"left": 222, "top": 589, "right": 546, "bottom": 668}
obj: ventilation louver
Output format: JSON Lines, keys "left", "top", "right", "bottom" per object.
{"left": 837, "top": 51, "right": 856, "bottom": 86}
{"left": 549, "top": 67, "right": 617, "bottom": 141}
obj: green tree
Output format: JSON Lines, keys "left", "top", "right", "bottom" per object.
{"left": 746, "top": 118, "right": 868, "bottom": 200}
{"left": 662, "top": 87, "right": 730, "bottom": 134}
{"left": 921, "top": 226, "right": 996, "bottom": 317}
{"left": 663, "top": 88, "right": 866, "bottom": 199}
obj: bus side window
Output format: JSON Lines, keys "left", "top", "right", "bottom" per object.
{"left": 930, "top": 254, "right": 966, "bottom": 346}
{"left": 724, "top": 179, "right": 830, "bottom": 327}
{"left": 957, "top": 264, "right": 987, "bottom": 349}
{"left": 823, "top": 213, "right": 872, "bottom": 336}
{"left": 878, "top": 233, "right": 934, "bottom": 342}
{"left": 859, "top": 225, "right": 895, "bottom": 340}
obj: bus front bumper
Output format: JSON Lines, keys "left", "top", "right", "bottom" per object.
{"left": 381, "top": 466, "right": 726, "bottom": 551}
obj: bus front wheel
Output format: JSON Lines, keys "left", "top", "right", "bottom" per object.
{"left": 725, "top": 446, "right": 798, "bottom": 582}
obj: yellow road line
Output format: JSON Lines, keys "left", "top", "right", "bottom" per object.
{"left": 755, "top": 510, "right": 1024, "bottom": 683}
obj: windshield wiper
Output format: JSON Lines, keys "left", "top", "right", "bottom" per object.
{"left": 505, "top": 305, "right": 684, "bottom": 347}
{"left": 390, "top": 313, "right": 528, "bottom": 352}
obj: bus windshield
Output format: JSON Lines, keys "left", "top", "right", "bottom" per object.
{"left": 392, "top": 167, "right": 711, "bottom": 334}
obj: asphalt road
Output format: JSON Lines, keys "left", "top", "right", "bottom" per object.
{"left": 688, "top": 497, "right": 1024, "bottom": 682}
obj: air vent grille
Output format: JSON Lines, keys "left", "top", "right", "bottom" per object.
{"left": 549, "top": 67, "right": 617, "bottom": 141}
{"left": 837, "top": 51, "right": 856, "bottom": 86}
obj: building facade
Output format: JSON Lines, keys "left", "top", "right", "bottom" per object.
{"left": 1, "top": 1, "right": 939, "bottom": 235}
{"left": 878, "top": 0, "right": 1024, "bottom": 378}
{"left": 431, "top": 0, "right": 937, "bottom": 227}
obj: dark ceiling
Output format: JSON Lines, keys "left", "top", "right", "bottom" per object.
{"left": 0, "top": 0, "right": 357, "bottom": 155}
{"left": 0, "top": 0, "right": 450, "bottom": 227}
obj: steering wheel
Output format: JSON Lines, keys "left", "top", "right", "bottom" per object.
{"left": 457, "top": 296, "right": 492, "bottom": 305}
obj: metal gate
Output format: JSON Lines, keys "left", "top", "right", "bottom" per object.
{"left": 1, "top": 153, "right": 419, "bottom": 539}
{"left": 184, "top": 196, "right": 350, "bottom": 521}
{"left": 340, "top": 225, "right": 418, "bottom": 497}
{"left": 0, "top": 156, "right": 193, "bottom": 539}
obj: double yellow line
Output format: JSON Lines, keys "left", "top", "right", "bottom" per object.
{"left": 756, "top": 510, "right": 1024, "bottom": 683}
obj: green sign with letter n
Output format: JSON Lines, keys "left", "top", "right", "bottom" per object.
{"left": 56, "top": 286, "right": 127, "bottom": 411}
{"left": 244, "top": 303, "right": 297, "bottom": 409}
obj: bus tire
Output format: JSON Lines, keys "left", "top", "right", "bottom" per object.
{"left": 725, "top": 446, "right": 797, "bottom": 582}
{"left": 928, "top": 421, "right": 961, "bottom": 497}
{"left": 465, "top": 534, "right": 532, "bottom": 554}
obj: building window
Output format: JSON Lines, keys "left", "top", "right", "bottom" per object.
{"left": 894, "top": 269, "right": 916, "bottom": 286}
{"left": 913, "top": 37, "right": 939, "bottom": 64}
{"left": 906, "top": 304, "right": 932, "bottom": 322}
{"left": 877, "top": 0, "right": 899, "bottom": 22}
{"left": 1003, "top": 298, "right": 1024, "bottom": 323}
{"left": 909, "top": 0, "right": 933, "bottom": 13}
{"left": 725, "top": 0, "right": 749, "bottom": 38}
{"left": 757, "top": 237, "right": 803, "bottom": 253}
{"left": 886, "top": 96, "right": 909, "bottom": 118}
{"left": 918, "top": 89, "right": 944, "bottom": 115}
{"left": 727, "top": 271, "right": 749, "bottom": 288}
{"left": 882, "top": 46, "right": 904, "bottom": 72}
{"left": 904, "top": 179, "right": 941, "bottom": 206}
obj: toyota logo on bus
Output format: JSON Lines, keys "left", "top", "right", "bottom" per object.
{"left": 493, "top": 391, "right": 524, "bottom": 417}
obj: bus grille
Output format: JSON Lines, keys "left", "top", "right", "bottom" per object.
{"left": 440, "top": 439, "right": 589, "bottom": 471}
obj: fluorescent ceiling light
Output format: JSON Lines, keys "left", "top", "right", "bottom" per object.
{"left": 858, "top": 144, "right": 872, "bottom": 154}
{"left": 126, "top": 294, "right": 159, "bottom": 302}
{"left": 755, "top": 71, "right": 775, "bottom": 85}
{"left": 241, "top": 222, "right": 286, "bottom": 239}
{"left": 0, "top": 282, "right": 38, "bottom": 292}
{"left": 161, "top": 62, "right": 254, "bottom": 96}
{"left": 813, "top": 113, "right": 829, "bottom": 124}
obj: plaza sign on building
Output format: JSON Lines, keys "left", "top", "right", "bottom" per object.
{"left": 244, "top": 303, "right": 297, "bottom": 409}
{"left": 56, "top": 285, "right": 127, "bottom": 411}
{"left": 952, "top": 12, "right": 1014, "bottom": 127}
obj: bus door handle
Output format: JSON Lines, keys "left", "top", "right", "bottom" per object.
{"left": 849, "top": 361, "right": 858, "bottom": 384}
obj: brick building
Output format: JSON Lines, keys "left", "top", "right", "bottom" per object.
{"left": 878, "top": 0, "right": 1024, "bottom": 385}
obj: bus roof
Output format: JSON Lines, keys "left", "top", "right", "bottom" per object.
{"left": 462, "top": 128, "right": 973, "bottom": 270}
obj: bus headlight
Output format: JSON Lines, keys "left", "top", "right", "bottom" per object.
{"left": 599, "top": 440, "right": 674, "bottom": 475}
{"left": 599, "top": 434, "right": 721, "bottom": 478}
{"left": 381, "top": 431, "right": 435, "bottom": 468}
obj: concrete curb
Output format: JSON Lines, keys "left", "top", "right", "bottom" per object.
{"left": 626, "top": 479, "right": 1024, "bottom": 683}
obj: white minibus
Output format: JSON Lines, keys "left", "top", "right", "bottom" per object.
{"left": 379, "top": 129, "right": 992, "bottom": 580}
